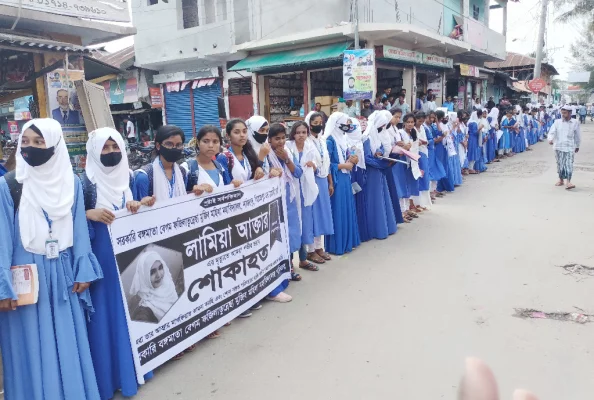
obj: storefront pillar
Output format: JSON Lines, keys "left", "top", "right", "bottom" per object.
{"left": 411, "top": 65, "right": 417, "bottom": 112}
{"left": 402, "top": 68, "right": 413, "bottom": 107}
{"left": 302, "top": 69, "right": 309, "bottom": 114}
{"left": 33, "top": 54, "right": 48, "bottom": 118}
{"left": 442, "top": 70, "right": 447, "bottom": 104}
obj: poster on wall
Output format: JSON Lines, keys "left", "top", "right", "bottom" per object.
{"left": 149, "top": 87, "right": 163, "bottom": 108}
{"left": 13, "top": 95, "right": 33, "bottom": 120}
{"left": 343, "top": 49, "right": 375, "bottom": 100}
{"left": 109, "top": 178, "right": 291, "bottom": 382}
{"left": 7, "top": 121, "right": 19, "bottom": 139}
{"left": 46, "top": 68, "right": 88, "bottom": 173}
{"left": 102, "top": 78, "right": 139, "bottom": 105}
{"left": 427, "top": 76, "right": 442, "bottom": 98}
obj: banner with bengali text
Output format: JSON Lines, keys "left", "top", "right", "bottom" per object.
{"left": 109, "top": 178, "right": 291, "bottom": 382}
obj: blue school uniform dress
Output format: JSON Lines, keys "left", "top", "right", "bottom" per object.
{"left": 268, "top": 153, "right": 302, "bottom": 297}
{"left": 445, "top": 132, "right": 463, "bottom": 186}
{"left": 486, "top": 118, "right": 497, "bottom": 162}
{"left": 351, "top": 162, "right": 369, "bottom": 242}
{"left": 0, "top": 176, "right": 102, "bottom": 400}
{"left": 435, "top": 125, "right": 455, "bottom": 192}
{"left": 474, "top": 126, "right": 488, "bottom": 173}
{"left": 467, "top": 121, "right": 481, "bottom": 166}
{"left": 297, "top": 151, "right": 314, "bottom": 246}
{"left": 309, "top": 138, "right": 334, "bottom": 238}
{"left": 425, "top": 124, "right": 446, "bottom": 182}
{"left": 81, "top": 173, "right": 153, "bottom": 400}
{"left": 361, "top": 140, "right": 397, "bottom": 240}
{"left": 499, "top": 117, "right": 514, "bottom": 151}
{"left": 324, "top": 136, "right": 360, "bottom": 255}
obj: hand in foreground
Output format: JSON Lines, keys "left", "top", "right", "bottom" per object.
{"left": 328, "top": 185, "right": 334, "bottom": 197}
{"left": 140, "top": 196, "right": 156, "bottom": 207}
{"left": 269, "top": 168, "right": 283, "bottom": 178}
{"left": 86, "top": 208, "right": 115, "bottom": 225}
{"left": 254, "top": 167, "right": 265, "bottom": 180}
{"left": 231, "top": 179, "right": 243, "bottom": 188}
{"left": 73, "top": 282, "right": 91, "bottom": 294}
{"left": 193, "top": 184, "right": 213, "bottom": 196}
{"left": 259, "top": 143, "right": 271, "bottom": 159}
{"left": 459, "top": 358, "right": 538, "bottom": 400}
{"left": 0, "top": 299, "right": 17, "bottom": 311}
{"left": 126, "top": 201, "right": 142, "bottom": 214}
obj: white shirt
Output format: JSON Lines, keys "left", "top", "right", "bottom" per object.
{"left": 126, "top": 121, "right": 136, "bottom": 138}
{"left": 548, "top": 118, "right": 581, "bottom": 152}
{"left": 343, "top": 105, "right": 357, "bottom": 118}
{"left": 571, "top": 106, "right": 577, "bottom": 117}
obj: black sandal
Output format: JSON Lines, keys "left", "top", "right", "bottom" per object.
{"left": 291, "top": 272, "right": 302, "bottom": 281}
{"left": 299, "top": 262, "right": 319, "bottom": 272}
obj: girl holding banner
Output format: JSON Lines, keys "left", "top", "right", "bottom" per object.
{"left": 0, "top": 119, "right": 102, "bottom": 400}
{"left": 82, "top": 127, "right": 150, "bottom": 400}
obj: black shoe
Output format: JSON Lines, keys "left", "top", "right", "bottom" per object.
{"left": 250, "top": 302, "right": 263, "bottom": 311}
{"left": 238, "top": 311, "right": 253, "bottom": 318}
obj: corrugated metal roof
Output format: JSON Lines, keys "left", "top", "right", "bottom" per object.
{"left": 93, "top": 45, "right": 135, "bottom": 69}
{"left": 485, "top": 52, "right": 559, "bottom": 75}
{"left": 0, "top": 32, "right": 96, "bottom": 53}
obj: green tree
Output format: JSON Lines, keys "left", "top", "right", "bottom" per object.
{"left": 554, "top": 0, "right": 594, "bottom": 32}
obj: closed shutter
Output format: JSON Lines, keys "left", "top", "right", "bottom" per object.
{"left": 193, "top": 80, "right": 221, "bottom": 130}
{"left": 165, "top": 86, "right": 193, "bottom": 142}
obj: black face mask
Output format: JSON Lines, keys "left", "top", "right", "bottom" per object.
{"left": 100, "top": 152, "right": 122, "bottom": 167}
{"left": 254, "top": 133, "right": 268, "bottom": 144}
{"left": 310, "top": 125, "right": 323, "bottom": 134}
{"left": 21, "top": 146, "right": 55, "bottom": 167}
{"left": 377, "top": 126, "right": 384, "bottom": 132}
{"left": 159, "top": 146, "right": 183, "bottom": 162}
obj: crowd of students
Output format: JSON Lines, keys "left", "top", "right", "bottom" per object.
{"left": 0, "top": 98, "right": 560, "bottom": 400}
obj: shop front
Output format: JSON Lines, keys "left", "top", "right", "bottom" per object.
{"left": 445, "top": 64, "right": 488, "bottom": 111}
{"left": 229, "top": 42, "right": 351, "bottom": 126}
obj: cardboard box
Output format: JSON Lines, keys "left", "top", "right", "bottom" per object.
{"left": 320, "top": 105, "right": 332, "bottom": 116}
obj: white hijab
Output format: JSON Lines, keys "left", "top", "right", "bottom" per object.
{"left": 130, "top": 250, "right": 178, "bottom": 320}
{"left": 246, "top": 116, "right": 268, "bottom": 154}
{"left": 323, "top": 112, "right": 349, "bottom": 173}
{"left": 304, "top": 111, "right": 330, "bottom": 178}
{"left": 488, "top": 108, "right": 499, "bottom": 128}
{"left": 286, "top": 132, "right": 319, "bottom": 207}
{"left": 85, "top": 127, "right": 133, "bottom": 211}
{"left": 16, "top": 119, "right": 74, "bottom": 255}
{"left": 363, "top": 110, "right": 392, "bottom": 154}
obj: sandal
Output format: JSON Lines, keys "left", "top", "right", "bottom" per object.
{"left": 315, "top": 249, "right": 332, "bottom": 261}
{"left": 307, "top": 252, "right": 326, "bottom": 264}
{"left": 291, "top": 272, "right": 302, "bottom": 281}
{"left": 407, "top": 211, "right": 419, "bottom": 218}
{"left": 185, "top": 344, "right": 197, "bottom": 353}
{"left": 555, "top": 181, "right": 564, "bottom": 187}
{"left": 173, "top": 352, "right": 185, "bottom": 360}
{"left": 207, "top": 331, "right": 221, "bottom": 339}
{"left": 566, "top": 184, "right": 576, "bottom": 190}
{"left": 299, "top": 262, "right": 319, "bottom": 272}
{"left": 414, "top": 206, "right": 424, "bottom": 213}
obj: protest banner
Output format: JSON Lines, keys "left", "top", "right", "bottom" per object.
{"left": 109, "top": 178, "right": 291, "bottom": 382}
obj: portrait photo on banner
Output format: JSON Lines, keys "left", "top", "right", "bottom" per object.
{"left": 119, "top": 244, "right": 185, "bottom": 324}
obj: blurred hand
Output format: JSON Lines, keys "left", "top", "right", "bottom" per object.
{"left": 126, "top": 201, "right": 142, "bottom": 214}
{"left": 0, "top": 299, "right": 17, "bottom": 311}
{"left": 140, "top": 196, "right": 156, "bottom": 207}
{"left": 231, "top": 179, "right": 243, "bottom": 188}
{"left": 259, "top": 143, "right": 271, "bottom": 159}
{"left": 72, "top": 282, "right": 91, "bottom": 294}
{"left": 86, "top": 208, "right": 115, "bottom": 225}
{"left": 254, "top": 167, "right": 265, "bottom": 180}
{"left": 459, "top": 358, "right": 538, "bottom": 400}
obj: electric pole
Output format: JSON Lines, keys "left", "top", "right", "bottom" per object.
{"left": 354, "top": 0, "right": 359, "bottom": 49}
{"left": 533, "top": 0, "right": 549, "bottom": 79}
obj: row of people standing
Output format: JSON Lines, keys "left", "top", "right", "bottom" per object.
{"left": 0, "top": 101, "right": 559, "bottom": 400}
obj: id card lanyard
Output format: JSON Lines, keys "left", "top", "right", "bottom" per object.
{"left": 42, "top": 210, "right": 59, "bottom": 259}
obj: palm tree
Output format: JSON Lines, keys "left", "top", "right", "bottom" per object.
{"left": 554, "top": 0, "right": 594, "bottom": 31}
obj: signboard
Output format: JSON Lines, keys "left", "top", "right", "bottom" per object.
{"left": 150, "top": 87, "right": 163, "bottom": 108}
{"left": 13, "top": 95, "right": 33, "bottom": 120}
{"left": 427, "top": 76, "right": 442, "bottom": 98}
{"left": 7, "top": 121, "right": 18, "bottom": 136}
{"left": 109, "top": 178, "right": 291, "bottom": 382}
{"left": 102, "top": 78, "right": 138, "bottom": 105}
{"left": 0, "top": 0, "right": 130, "bottom": 22}
{"left": 343, "top": 49, "right": 375, "bottom": 100}
{"left": 422, "top": 54, "right": 454, "bottom": 69}
{"left": 528, "top": 78, "right": 546, "bottom": 94}
{"left": 381, "top": 46, "right": 423, "bottom": 64}
{"left": 459, "top": 64, "right": 480, "bottom": 78}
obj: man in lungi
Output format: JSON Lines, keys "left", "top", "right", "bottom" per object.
{"left": 548, "top": 104, "right": 581, "bottom": 190}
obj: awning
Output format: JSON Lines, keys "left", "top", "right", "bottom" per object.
{"left": 229, "top": 42, "right": 351, "bottom": 72}
{"left": 0, "top": 32, "right": 97, "bottom": 54}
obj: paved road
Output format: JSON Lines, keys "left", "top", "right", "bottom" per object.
{"left": 118, "top": 122, "right": 594, "bottom": 400}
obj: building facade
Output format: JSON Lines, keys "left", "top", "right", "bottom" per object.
{"left": 132, "top": 0, "right": 507, "bottom": 131}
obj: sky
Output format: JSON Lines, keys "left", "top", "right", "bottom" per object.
{"left": 103, "top": 0, "right": 578, "bottom": 80}
{"left": 489, "top": 0, "right": 579, "bottom": 80}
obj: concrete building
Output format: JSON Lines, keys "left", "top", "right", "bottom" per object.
{"left": 132, "top": 0, "right": 507, "bottom": 130}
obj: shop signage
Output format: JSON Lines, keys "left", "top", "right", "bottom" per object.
{"left": 459, "top": 64, "right": 480, "bottom": 77}
{"left": 0, "top": 0, "right": 130, "bottom": 22}
{"left": 381, "top": 46, "right": 423, "bottom": 64}
{"left": 422, "top": 54, "right": 453, "bottom": 69}
{"left": 528, "top": 78, "right": 546, "bottom": 94}
{"left": 343, "top": 49, "right": 375, "bottom": 100}
{"left": 427, "top": 76, "right": 442, "bottom": 97}
{"left": 150, "top": 87, "right": 163, "bottom": 108}
{"left": 7, "top": 121, "right": 18, "bottom": 135}
{"left": 102, "top": 78, "right": 139, "bottom": 105}
{"left": 13, "top": 95, "right": 33, "bottom": 120}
